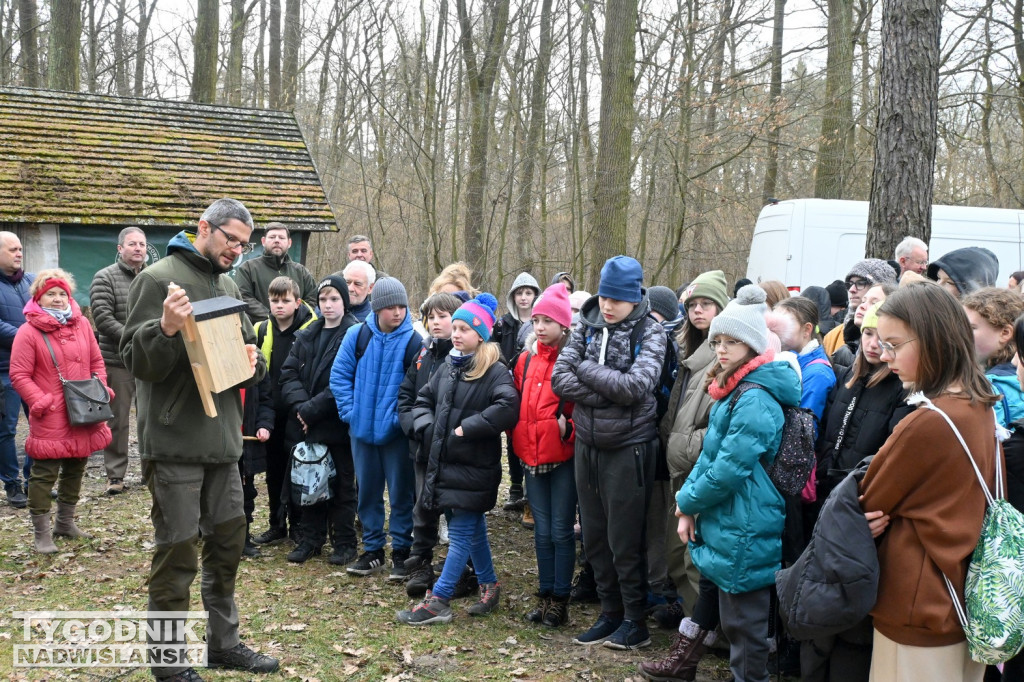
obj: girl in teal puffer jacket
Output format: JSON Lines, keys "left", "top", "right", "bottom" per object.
{"left": 675, "top": 285, "right": 801, "bottom": 682}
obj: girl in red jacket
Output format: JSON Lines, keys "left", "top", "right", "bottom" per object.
{"left": 11, "top": 269, "right": 112, "bottom": 554}
{"left": 513, "top": 283, "right": 576, "bottom": 627}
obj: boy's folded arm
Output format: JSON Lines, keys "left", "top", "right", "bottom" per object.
{"left": 575, "top": 327, "right": 667, "bottom": 405}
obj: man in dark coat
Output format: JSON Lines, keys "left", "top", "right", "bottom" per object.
{"left": 0, "top": 231, "right": 33, "bottom": 508}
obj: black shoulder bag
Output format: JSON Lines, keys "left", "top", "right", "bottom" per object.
{"left": 41, "top": 333, "right": 113, "bottom": 426}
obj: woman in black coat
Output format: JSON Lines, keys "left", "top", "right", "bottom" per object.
{"left": 277, "top": 279, "right": 360, "bottom": 566}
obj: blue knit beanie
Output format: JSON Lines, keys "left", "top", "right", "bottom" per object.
{"left": 598, "top": 256, "right": 644, "bottom": 303}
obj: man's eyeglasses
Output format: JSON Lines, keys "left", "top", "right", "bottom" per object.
{"left": 845, "top": 278, "right": 871, "bottom": 291}
{"left": 878, "top": 338, "right": 916, "bottom": 358}
{"left": 211, "top": 224, "right": 254, "bottom": 254}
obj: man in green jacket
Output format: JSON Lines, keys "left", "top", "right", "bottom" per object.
{"left": 234, "top": 222, "right": 317, "bottom": 322}
{"left": 121, "top": 198, "right": 277, "bottom": 682}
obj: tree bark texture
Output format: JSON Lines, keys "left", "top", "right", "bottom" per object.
{"left": 814, "top": 0, "right": 854, "bottom": 199}
{"left": 866, "top": 0, "right": 941, "bottom": 257}
{"left": 134, "top": 0, "right": 155, "bottom": 96}
{"left": 512, "top": 0, "right": 554, "bottom": 274}
{"left": 590, "top": 0, "right": 638, "bottom": 282}
{"left": 18, "top": 0, "right": 40, "bottom": 87}
{"left": 227, "top": 0, "right": 245, "bottom": 105}
{"left": 761, "top": 0, "right": 785, "bottom": 204}
{"left": 282, "top": 0, "right": 300, "bottom": 108}
{"left": 455, "top": 0, "right": 511, "bottom": 287}
{"left": 269, "top": 0, "right": 281, "bottom": 108}
{"left": 47, "top": 0, "right": 81, "bottom": 91}
{"left": 190, "top": 0, "right": 218, "bottom": 103}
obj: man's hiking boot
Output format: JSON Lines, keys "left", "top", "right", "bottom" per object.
{"left": 502, "top": 485, "right": 525, "bottom": 511}
{"left": 286, "top": 542, "right": 321, "bottom": 563}
{"left": 543, "top": 594, "right": 570, "bottom": 627}
{"left": 526, "top": 592, "right": 551, "bottom": 623}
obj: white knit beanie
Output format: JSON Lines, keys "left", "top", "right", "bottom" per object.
{"left": 708, "top": 284, "right": 770, "bottom": 354}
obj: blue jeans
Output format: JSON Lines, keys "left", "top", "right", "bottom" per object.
{"left": 0, "top": 373, "right": 29, "bottom": 485}
{"left": 350, "top": 436, "right": 415, "bottom": 552}
{"left": 432, "top": 509, "right": 497, "bottom": 600}
{"left": 525, "top": 462, "right": 577, "bottom": 596}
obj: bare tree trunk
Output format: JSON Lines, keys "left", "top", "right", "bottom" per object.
{"left": 979, "top": 10, "right": 1001, "bottom": 204}
{"left": 1, "top": 2, "right": 14, "bottom": 85}
{"left": 113, "top": 0, "right": 129, "bottom": 95}
{"left": 865, "top": 0, "right": 941, "bottom": 256}
{"left": 512, "top": 0, "right": 553, "bottom": 274}
{"left": 226, "top": 0, "right": 245, "bottom": 105}
{"left": 48, "top": 0, "right": 81, "bottom": 91}
{"left": 589, "top": 0, "right": 637, "bottom": 281}
{"left": 18, "top": 0, "right": 40, "bottom": 87}
{"left": 282, "top": 0, "right": 299, "bottom": 109}
{"left": 190, "top": 0, "right": 218, "bottom": 103}
{"left": 814, "top": 0, "right": 854, "bottom": 198}
{"left": 134, "top": 0, "right": 156, "bottom": 97}
{"left": 269, "top": 0, "right": 281, "bottom": 108}
{"left": 254, "top": 0, "right": 266, "bottom": 107}
{"left": 455, "top": 0, "right": 511, "bottom": 287}
{"left": 761, "top": 0, "right": 785, "bottom": 204}
{"left": 1014, "top": 0, "right": 1024, "bottom": 158}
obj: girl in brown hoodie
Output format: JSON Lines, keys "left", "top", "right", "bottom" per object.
{"left": 860, "top": 282, "right": 1000, "bottom": 682}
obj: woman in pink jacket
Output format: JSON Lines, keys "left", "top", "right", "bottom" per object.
{"left": 11, "top": 269, "right": 112, "bottom": 553}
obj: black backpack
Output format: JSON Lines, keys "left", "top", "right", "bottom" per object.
{"left": 728, "top": 381, "right": 817, "bottom": 496}
{"left": 353, "top": 323, "right": 424, "bottom": 371}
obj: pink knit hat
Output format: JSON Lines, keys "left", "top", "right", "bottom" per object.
{"left": 531, "top": 283, "right": 573, "bottom": 329}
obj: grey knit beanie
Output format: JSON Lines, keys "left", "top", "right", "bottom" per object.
{"left": 708, "top": 284, "right": 769, "bottom": 354}
{"left": 847, "top": 258, "right": 898, "bottom": 286}
{"left": 648, "top": 286, "right": 681, "bottom": 322}
{"left": 371, "top": 276, "right": 409, "bottom": 312}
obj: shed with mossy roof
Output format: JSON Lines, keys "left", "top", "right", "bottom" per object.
{"left": 0, "top": 86, "right": 337, "bottom": 307}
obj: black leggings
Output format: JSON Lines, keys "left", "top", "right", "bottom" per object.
{"left": 691, "top": 575, "right": 721, "bottom": 631}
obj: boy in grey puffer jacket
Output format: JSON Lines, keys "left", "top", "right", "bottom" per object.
{"left": 551, "top": 256, "right": 667, "bottom": 651}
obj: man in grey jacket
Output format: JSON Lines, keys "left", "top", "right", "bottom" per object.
{"left": 90, "top": 226, "right": 148, "bottom": 495}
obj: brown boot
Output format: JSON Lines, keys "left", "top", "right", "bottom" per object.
{"left": 637, "top": 629, "right": 708, "bottom": 682}
{"left": 53, "top": 502, "right": 90, "bottom": 539}
{"left": 32, "top": 513, "right": 58, "bottom": 554}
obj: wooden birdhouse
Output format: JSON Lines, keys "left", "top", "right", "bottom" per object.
{"left": 170, "top": 284, "right": 252, "bottom": 418}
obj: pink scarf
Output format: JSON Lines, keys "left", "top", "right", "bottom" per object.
{"left": 707, "top": 349, "right": 775, "bottom": 401}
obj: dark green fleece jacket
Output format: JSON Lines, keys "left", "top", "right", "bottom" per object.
{"left": 120, "top": 231, "right": 266, "bottom": 464}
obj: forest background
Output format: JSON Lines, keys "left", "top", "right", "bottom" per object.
{"left": 1, "top": 0, "right": 1022, "bottom": 297}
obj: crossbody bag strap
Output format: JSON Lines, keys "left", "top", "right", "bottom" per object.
{"left": 40, "top": 332, "right": 67, "bottom": 384}
{"left": 907, "top": 392, "right": 1004, "bottom": 631}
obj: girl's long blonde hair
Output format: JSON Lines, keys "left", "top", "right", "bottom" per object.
{"left": 466, "top": 342, "right": 501, "bottom": 381}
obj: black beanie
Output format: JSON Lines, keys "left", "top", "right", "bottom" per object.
{"left": 825, "top": 280, "right": 848, "bottom": 308}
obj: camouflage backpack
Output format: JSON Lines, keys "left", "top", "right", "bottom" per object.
{"left": 914, "top": 394, "right": 1024, "bottom": 664}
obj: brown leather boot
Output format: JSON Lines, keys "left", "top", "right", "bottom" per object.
{"left": 637, "top": 630, "right": 708, "bottom": 682}
{"left": 32, "top": 513, "right": 58, "bottom": 554}
{"left": 53, "top": 502, "right": 90, "bottom": 539}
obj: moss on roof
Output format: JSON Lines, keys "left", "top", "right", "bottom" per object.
{"left": 0, "top": 87, "right": 338, "bottom": 231}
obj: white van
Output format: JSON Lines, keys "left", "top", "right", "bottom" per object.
{"left": 746, "top": 198, "right": 1024, "bottom": 291}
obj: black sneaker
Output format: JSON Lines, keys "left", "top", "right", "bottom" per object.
{"left": 602, "top": 619, "right": 652, "bottom": 650}
{"left": 207, "top": 642, "right": 279, "bottom": 673}
{"left": 242, "top": 535, "right": 262, "bottom": 558}
{"left": 156, "top": 668, "right": 205, "bottom": 682}
{"left": 405, "top": 555, "right": 435, "bottom": 598}
{"left": 347, "top": 549, "right": 387, "bottom": 576}
{"left": 251, "top": 526, "right": 288, "bottom": 545}
{"left": 286, "top": 542, "right": 321, "bottom": 563}
{"left": 5, "top": 481, "right": 26, "bottom": 509}
{"left": 572, "top": 612, "right": 624, "bottom": 646}
{"left": 328, "top": 544, "right": 358, "bottom": 566}
{"left": 389, "top": 549, "right": 411, "bottom": 582}
{"left": 451, "top": 564, "right": 478, "bottom": 599}
{"left": 570, "top": 564, "right": 600, "bottom": 603}
{"left": 502, "top": 485, "right": 525, "bottom": 511}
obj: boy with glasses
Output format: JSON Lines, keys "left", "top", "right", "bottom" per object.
{"left": 823, "top": 259, "right": 897, "bottom": 357}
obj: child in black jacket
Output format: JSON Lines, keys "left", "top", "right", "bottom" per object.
{"left": 278, "top": 276, "right": 359, "bottom": 565}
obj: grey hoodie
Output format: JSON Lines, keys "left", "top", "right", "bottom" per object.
{"left": 505, "top": 272, "right": 541, "bottom": 323}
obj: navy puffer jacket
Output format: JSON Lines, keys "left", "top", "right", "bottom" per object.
{"left": 0, "top": 271, "right": 34, "bottom": 372}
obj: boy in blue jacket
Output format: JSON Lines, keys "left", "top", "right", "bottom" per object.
{"left": 330, "top": 277, "right": 418, "bottom": 578}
